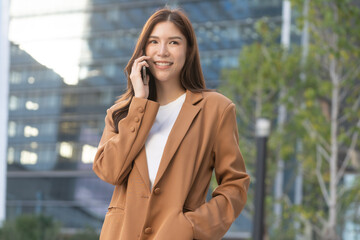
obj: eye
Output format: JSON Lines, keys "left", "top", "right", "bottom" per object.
{"left": 148, "top": 40, "right": 157, "bottom": 44}
{"left": 169, "top": 41, "right": 179, "bottom": 45}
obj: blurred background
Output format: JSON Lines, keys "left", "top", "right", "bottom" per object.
{"left": 0, "top": 0, "right": 359, "bottom": 239}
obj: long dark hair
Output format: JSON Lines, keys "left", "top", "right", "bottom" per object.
{"left": 112, "top": 7, "right": 207, "bottom": 132}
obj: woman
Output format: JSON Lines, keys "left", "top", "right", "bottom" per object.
{"left": 93, "top": 7, "right": 250, "bottom": 240}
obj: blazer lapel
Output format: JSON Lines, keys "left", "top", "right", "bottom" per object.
{"left": 153, "top": 90, "right": 203, "bottom": 187}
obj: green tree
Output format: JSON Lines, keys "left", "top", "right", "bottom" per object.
{"left": 220, "top": 18, "right": 303, "bottom": 240}
{"left": 291, "top": 0, "right": 360, "bottom": 239}
{"left": 64, "top": 227, "right": 99, "bottom": 240}
{"left": 221, "top": 1, "right": 360, "bottom": 239}
{"left": 0, "top": 214, "right": 61, "bottom": 240}
{"left": 0, "top": 214, "right": 100, "bottom": 240}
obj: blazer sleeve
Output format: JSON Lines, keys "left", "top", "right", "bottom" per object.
{"left": 184, "top": 102, "right": 250, "bottom": 240}
{"left": 93, "top": 97, "right": 159, "bottom": 185}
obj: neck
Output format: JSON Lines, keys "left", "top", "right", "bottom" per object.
{"left": 155, "top": 80, "right": 186, "bottom": 106}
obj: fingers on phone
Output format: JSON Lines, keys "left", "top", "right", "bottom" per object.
{"left": 135, "top": 55, "right": 150, "bottom": 62}
{"left": 139, "top": 60, "right": 149, "bottom": 68}
{"left": 131, "top": 56, "right": 150, "bottom": 85}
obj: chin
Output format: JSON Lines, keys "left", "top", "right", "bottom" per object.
{"left": 153, "top": 74, "right": 175, "bottom": 83}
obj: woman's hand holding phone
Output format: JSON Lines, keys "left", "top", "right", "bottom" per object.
{"left": 130, "top": 55, "right": 151, "bottom": 99}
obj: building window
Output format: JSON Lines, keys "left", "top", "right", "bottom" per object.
{"left": 8, "top": 121, "right": 17, "bottom": 137}
{"left": 7, "top": 147, "right": 15, "bottom": 164}
{"left": 10, "top": 71, "right": 22, "bottom": 84}
{"left": 24, "top": 125, "right": 39, "bottom": 138}
{"left": 20, "top": 150, "right": 38, "bottom": 165}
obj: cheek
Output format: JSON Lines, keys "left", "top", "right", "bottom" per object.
{"left": 145, "top": 46, "right": 154, "bottom": 56}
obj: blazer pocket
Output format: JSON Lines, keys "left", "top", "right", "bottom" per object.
{"left": 107, "top": 206, "right": 125, "bottom": 214}
{"left": 100, "top": 207, "right": 125, "bottom": 240}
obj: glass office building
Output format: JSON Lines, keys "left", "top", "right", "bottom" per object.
{"left": 6, "top": 0, "right": 282, "bottom": 236}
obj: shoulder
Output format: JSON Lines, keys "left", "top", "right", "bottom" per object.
{"left": 194, "top": 90, "right": 236, "bottom": 120}
{"left": 201, "top": 90, "right": 234, "bottom": 109}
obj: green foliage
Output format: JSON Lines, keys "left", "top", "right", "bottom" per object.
{"left": 64, "top": 227, "right": 99, "bottom": 240}
{"left": 0, "top": 215, "right": 99, "bottom": 240}
{"left": 221, "top": 0, "right": 360, "bottom": 238}
{"left": 220, "top": 17, "right": 303, "bottom": 172}
{"left": 220, "top": 17, "right": 305, "bottom": 240}
{"left": 0, "top": 214, "right": 60, "bottom": 240}
{"left": 265, "top": 196, "right": 300, "bottom": 240}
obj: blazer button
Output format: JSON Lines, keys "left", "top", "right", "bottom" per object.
{"left": 154, "top": 188, "right": 161, "bottom": 195}
{"left": 144, "top": 227, "right": 152, "bottom": 234}
{"left": 138, "top": 107, "right": 144, "bottom": 113}
{"left": 130, "top": 126, "right": 135, "bottom": 132}
{"left": 134, "top": 116, "right": 140, "bottom": 122}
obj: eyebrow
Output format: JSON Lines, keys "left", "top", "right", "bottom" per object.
{"left": 148, "top": 36, "right": 183, "bottom": 40}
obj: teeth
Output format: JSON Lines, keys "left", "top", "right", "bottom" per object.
{"left": 155, "top": 62, "right": 171, "bottom": 66}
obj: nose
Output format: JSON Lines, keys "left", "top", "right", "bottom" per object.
{"left": 157, "top": 43, "right": 169, "bottom": 57}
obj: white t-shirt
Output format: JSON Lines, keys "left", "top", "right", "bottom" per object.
{"left": 145, "top": 93, "right": 186, "bottom": 190}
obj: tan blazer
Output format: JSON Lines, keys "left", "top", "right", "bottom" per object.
{"left": 93, "top": 89, "right": 250, "bottom": 240}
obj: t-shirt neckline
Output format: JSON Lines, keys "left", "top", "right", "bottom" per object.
{"left": 159, "top": 92, "right": 186, "bottom": 110}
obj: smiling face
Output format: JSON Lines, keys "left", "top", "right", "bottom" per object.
{"left": 145, "top": 21, "right": 187, "bottom": 85}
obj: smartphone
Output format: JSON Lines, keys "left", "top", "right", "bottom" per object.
{"left": 141, "top": 65, "right": 147, "bottom": 85}
{"left": 141, "top": 51, "right": 148, "bottom": 85}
